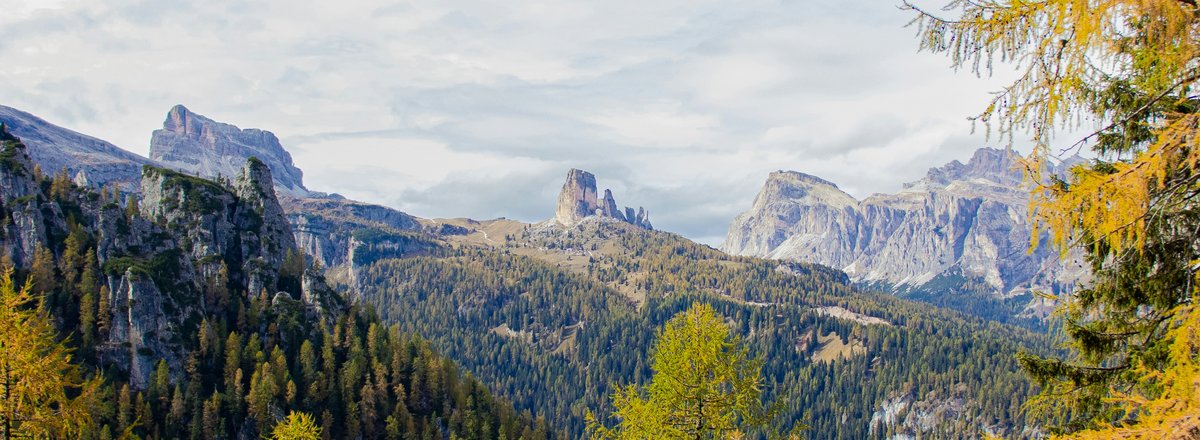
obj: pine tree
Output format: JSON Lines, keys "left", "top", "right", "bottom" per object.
{"left": 79, "top": 289, "right": 96, "bottom": 347}
{"left": 60, "top": 226, "right": 88, "bottom": 294}
{"left": 0, "top": 270, "right": 100, "bottom": 438}
{"left": 248, "top": 362, "right": 277, "bottom": 430}
{"left": 117, "top": 384, "right": 133, "bottom": 434}
{"left": 49, "top": 169, "right": 72, "bottom": 201}
{"left": 151, "top": 359, "right": 171, "bottom": 409}
{"left": 202, "top": 392, "right": 223, "bottom": 437}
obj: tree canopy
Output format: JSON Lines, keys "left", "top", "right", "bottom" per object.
{"left": 906, "top": 0, "right": 1200, "bottom": 437}
{"left": 587, "top": 302, "right": 779, "bottom": 439}
{"left": 0, "top": 269, "right": 100, "bottom": 438}
{"left": 272, "top": 411, "right": 322, "bottom": 440}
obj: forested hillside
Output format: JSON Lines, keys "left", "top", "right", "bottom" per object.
{"left": 0, "top": 126, "right": 556, "bottom": 439}
{"left": 357, "top": 218, "right": 1056, "bottom": 438}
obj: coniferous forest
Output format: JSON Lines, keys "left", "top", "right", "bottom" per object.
{"left": 354, "top": 222, "right": 1055, "bottom": 438}
{"left": 0, "top": 131, "right": 558, "bottom": 439}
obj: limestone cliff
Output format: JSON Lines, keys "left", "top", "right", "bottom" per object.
{"left": 143, "top": 105, "right": 427, "bottom": 278}
{"left": 0, "top": 104, "right": 152, "bottom": 191}
{"left": 723, "top": 148, "right": 1087, "bottom": 317}
{"left": 553, "top": 168, "right": 651, "bottom": 229}
{"left": 282, "top": 196, "right": 423, "bottom": 268}
{"left": 149, "top": 105, "right": 308, "bottom": 194}
{"left": 0, "top": 135, "right": 57, "bottom": 266}
{"left": 140, "top": 159, "right": 298, "bottom": 296}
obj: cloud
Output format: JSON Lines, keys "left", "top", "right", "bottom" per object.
{"left": 0, "top": 0, "right": 1029, "bottom": 244}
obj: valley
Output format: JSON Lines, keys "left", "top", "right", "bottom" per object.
{"left": 0, "top": 105, "right": 1068, "bottom": 438}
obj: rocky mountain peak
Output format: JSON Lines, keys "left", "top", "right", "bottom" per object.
{"left": 724, "top": 147, "right": 1088, "bottom": 321}
{"left": 768, "top": 170, "right": 841, "bottom": 188}
{"left": 140, "top": 158, "right": 298, "bottom": 297}
{"left": 757, "top": 170, "right": 858, "bottom": 210}
{"left": 553, "top": 168, "right": 651, "bottom": 229}
{"left": 150, "top": 105, "right": 308, "bottom": 194}
{"left": 235, "top": 157, "right": 276, "bottom": 198}
{"left": 917, "top": 147, "right": 1025, "bottom": 188}
{"left": 555, "top": 169, "right": 599, "bottom": 225}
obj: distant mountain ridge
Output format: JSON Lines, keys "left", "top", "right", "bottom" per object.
{"left": 0, "top": 104, "right": 425, "bottom": 285}
{"left": 150, "top": 104, "right": 308, "bottom": 194}
{"left": 0, "top": 105, "right": 153, "bottom": 190}
{"left": 723, "top": 148, "right": 1088, "bottom": 319}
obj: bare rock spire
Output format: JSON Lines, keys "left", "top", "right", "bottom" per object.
{"left": 553, "top": 168, "right": 651, "bottom": 229}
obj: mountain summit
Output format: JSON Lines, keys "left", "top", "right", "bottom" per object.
{"left": 149, "top": 105, "right": 308, "bottom": 194}
{"left": 723, "top": 147, "right": 1087, "bottom": 319}
{"left": 554, "top": 168, "right": 651, "bottom": 229}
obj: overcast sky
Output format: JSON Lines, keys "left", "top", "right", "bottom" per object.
{"left": 0, "top": 0, "right": 1030, "bottom": 245}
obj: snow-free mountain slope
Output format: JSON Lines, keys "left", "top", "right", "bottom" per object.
{"left": 149, "top": 104, "right": 308, "bottom": 194}
{"left": 723, "top": 148, "right": 1088, "bottom": 316}
{"left": 0, "top": 104, "right": 152, "bottom": 190}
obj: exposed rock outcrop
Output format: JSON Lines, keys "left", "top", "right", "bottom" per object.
{"left": 142, "top": 105, "right": 429, "bottom": 282}
{"left": 104, "top": 269, "right": 179, "bottom": 389}
{"left": 553, "top": 168, "right": 651, "bottom": 229}
{"left": 282, "top": 196, "right": 423, "bottom": 269}
{"left": 0, "top": 105, "right": 152, "bottom": 191}
{"left": 1, "top": 105, "right": 430, "bottom": 291}
{"left": 0, "top": 136, "right": 55, "bottom": 266}
{"left": 140, "top": 159, "right": 297, "bottom": 296}
{"left": 149, "top": 105, "right": 308, "bottom": 195}
{"left": 723, "top": 148, "right": 1088, "bottom": 316}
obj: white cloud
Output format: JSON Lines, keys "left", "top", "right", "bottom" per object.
{"left": 0, "top": 0, "right": 1041, "bottom": 245}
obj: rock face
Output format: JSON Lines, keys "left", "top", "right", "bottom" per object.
{"left": 2, "top": 104, "right": 432, "bottom": 300}
{"left": 0, "top": 128, "right": 187, "bottom": 388}
{"left": 149, "top": 105, "right": 308, "bottom": 194}
{"left": 140, "top": 159, "right": 298, "bottom": 296}
{"left": 0, "top": 105, "right": 152, "bottom": 191}
{"left": 723, "top": 148, "right": 1087, "bottom": 314}
{"left": 0, "top": 132, "right": 58, "bottom": 267}
{"left": 142, "top": 105, "right": 427, "bottom": 277}
{"left": 553, "top": 168, "right": 651, "bottom": 229}
{"left": 282, "top": 196, "right": 425, "bottom": 269}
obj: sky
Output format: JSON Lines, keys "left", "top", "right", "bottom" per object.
{"left": 0, "top": 0, "right": 1030, "bottom": 245}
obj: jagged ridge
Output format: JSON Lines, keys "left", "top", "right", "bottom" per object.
{"left": 723, "top": 148, "right": 1088, "bottom": 318}
{"left": 553, "top": 168, "right": 651, "bottom": 229}
{"left": 150, "top": 105, "right": 308, "bottom": 194}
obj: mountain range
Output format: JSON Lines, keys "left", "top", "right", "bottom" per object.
{"left": 0, "top": 120, "right": 555, "bottom": 439}
{"left": 723, "top": 148, "right": 1088, "bottom": 323}
{"left": 0, "top": 103, "right": 1072, "bottom": 438}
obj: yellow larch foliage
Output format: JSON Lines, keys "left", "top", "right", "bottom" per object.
{"left": 907, "top": 0, "right": 1200, "bottom": 436}
{"left": 1055, "top": 305, "right": 1200, "bottom": 439}
{"left": 272, "top": 411, "right": 322, "bottom": 440}
{"left": 906, "top": 0, "right": 1200, "bottom": 255}
{"left": 0, "top": 269, "right": 100, "bottom": 438}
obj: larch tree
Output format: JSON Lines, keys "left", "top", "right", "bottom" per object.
{"left": 0, "top": 269, "right": 100, "bottom": 438}
{"left": 587, "top": 303, "right": 785, "bottom": 440}
{"left": 272, "top": 411, "right": 322, "bottom": 440}
{"left": 905, "top": 0, "right": 1200, "bottom": 437}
